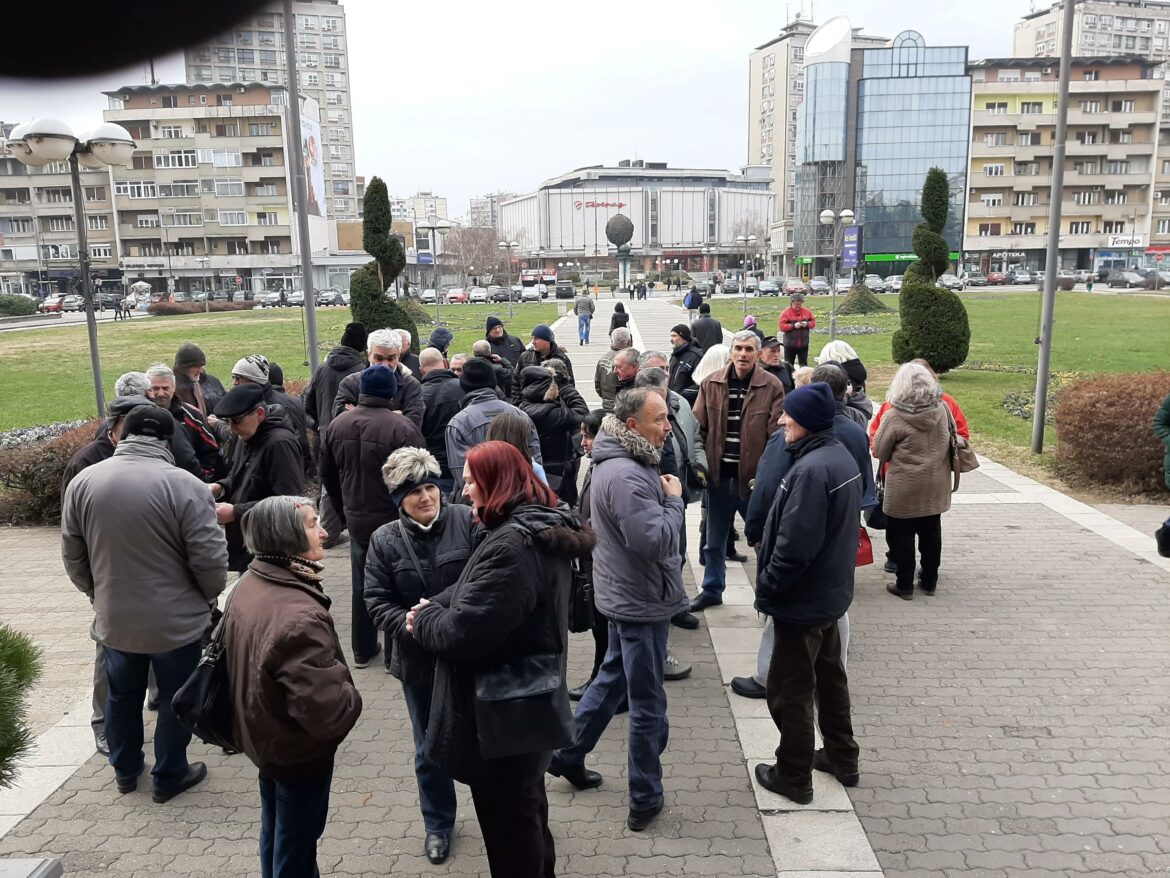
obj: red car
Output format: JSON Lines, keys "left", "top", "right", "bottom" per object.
{"left": 784, "top": 278, "right": 810, "bottom": 295}
{"left": 38, "top": 295, "right": 63, "bottom": 312}
{"left": 444, "top": 287, "right": 469, "bottom": 304}
{"left": 985, "top": 271, "right": 1008, "bottom": 285}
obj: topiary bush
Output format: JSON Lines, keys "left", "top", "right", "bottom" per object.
{"left": 0, "top": 421, "right": 99, "bottom": 525}
{"left": 349, "top": 264, "right": 420, "bottom": 350}
{"left": 1054, "top": 372, "right": 1170, "bottom": 492}
{"left": 836, "top": 283, "right": 893, "bottom": 315}
{"left": 0, "top": 624, "right": 43, "bottom": 789}
{"left": 0, "top": 295, "right": 37, "bottom": 317}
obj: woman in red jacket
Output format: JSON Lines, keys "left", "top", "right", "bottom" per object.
{"left": 778, "top": 293, "right": 816, "bottom": 366}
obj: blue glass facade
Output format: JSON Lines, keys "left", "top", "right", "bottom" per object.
{"left": 796, "top": 63, "right": 849, "bottom": 164}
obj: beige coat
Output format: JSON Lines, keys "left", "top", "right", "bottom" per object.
{"left": 872, "top": 402, "right": 953, "bottom": 518}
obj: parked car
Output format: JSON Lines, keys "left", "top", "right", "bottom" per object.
{"left": 260, "top": 292, "right": 283, "bottom": 308}
{"left": 745, "top": 276, "right": 760, "bottom": 292}
{"left": 286, "top": 290, "right": 305, "bottom": 306}
{"left": 1010, "top": 271, "right": 1033, "bottom": 285}
{"left": 986, "top": 271, "right": 1009, "bottom": 285}
{"left": 39, "top": 295, "right": 64, "bottom": 313}
{"left": 191, "top": 292, "right": 208, "bottom": 303}
{"left": 61, "top": 295, "right": 82, "bottom": 312}
{"left": 1073, "top": 269, "right": 1093, "bottom": 283}
{"left": 722, "top": 277, "right": 739, "bottom": 294}
{"left": 887, "top": 274, "right": 904, "bottom": 293}
{"left": 693, "top": 280, "right": 711, "bottom": 294}
{"left": 963, "top": 271, "right": 988, "bottom": 287}
{"left": 316, "top": 288, "right": 346, "bottom": 306}
{"left": 511, "top": 284, "right": 524, "bottom": 297}
{"left": 937, "top": 274, "right": 963, "bottom": 291}
{"left": 864, "top": 274, "right": 888, "bottom": 293}
{"left": 554, "top": 281, "right": 574, "bottom": 299}
{"left": 420, "top": 288, "right": 438, "bottom": 304}
{"left": 808, "top": 276, "right": 831, "bottom": 295}
{"left": 835, "top": 277, "right": 853, "bottom": 293}
{"left": 521, "top": 286, "right": 542, "bottom": 303}
{"left": 781, "top": 278, "right": 807, "bottom": 296}
{"left": 468, "top": 286, "right": 489, "bottom": 304}
{"left": 554, "top": 279, "right": 575, "bottom": 298}
{"left": 445, "top": 287, "right": 468, "bottom": 304}
{"left": 1106, "top": 270, "right": 1152, "bottom": 289}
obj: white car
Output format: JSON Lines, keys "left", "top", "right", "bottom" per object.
{"left": 468, "top": 286, "right": 488, "bottom": 304}
{"left": 521, "top": 286, "right": 542, "bottom": 303}
{"left": 260, "top": 292, "right": 283, "bottom": 308}
{"left": 420, "top": 288, "right": 438, "bottom": 304}
{"left": 835, "top": 278, "right": 852, "bottom": 293}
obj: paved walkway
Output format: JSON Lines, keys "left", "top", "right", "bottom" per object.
{"left": 2, "top": 297, "right": 1170, "bottom": 876}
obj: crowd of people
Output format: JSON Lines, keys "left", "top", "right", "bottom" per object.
{"left": 57, "top": 294, "right": 973, "bottom": 877}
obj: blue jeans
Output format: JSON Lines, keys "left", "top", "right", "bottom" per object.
{"left": 350, "top": 539, "right": 379, "bottom": 662}
{"left": 103, "top": 640, "right": 201, "bottom": 787}
{"left": 557, "top": 619, "right": 670, "bottom": 811}
{"left": 259, "top": 764, "right": 333, "bottom": 878}
{"left": 401, "top": 681, "right": 457, "bottom": 834}
{"left": 700, "top": 478, "right": 751, "bottom": 597}
{"left": 577, "top": 313, "right": 592, "bottom": 342}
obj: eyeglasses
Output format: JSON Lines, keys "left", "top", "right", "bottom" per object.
{"left": 226, "top": 408, "right": 260, "bottom": 425}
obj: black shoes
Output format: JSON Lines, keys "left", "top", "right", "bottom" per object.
{"left": 353, "top": 643, "right": 382, "bottom": 669}
{"left": 626, "top": 801, "right": 663, "bottom": 832}
{"left": 115, "top": 764, "right": 144, "bottom": 794}
{"left": 152, "top": 762, "right": 207, "bottom": 803}
{"left": 94, "top": 729, "right": 109, "bottom": 756}
{"left": 754, "top": 763, "right": 813, "bottom": 804}
{"left": 671, "top": 611, "right": 699, "bottom": 630}
{"left": 730, "top": 676, "right": 767, "bottom": 699}
{"left": 883, "top": 559, "right": 897, "bottom": 573}
{"left": 917, "top": 579, "right": 937, "bottom": 595}
{"left": 322, "top": 533, "right": 349, "bottom": 550}
{"left": 885, "top": 583, "right": 913, "bottom": 601}
{"left": 688, "top": 592, "right": 723, "bottom": 613}
{"left": 146, "top": 697, "right": 159, "bottom": 712}
{"left": 547, "top": 757, "right": 603, "bottom": 790}
{"left": 424, "top": 832, "right": 451, "bottom": 864}
{"left": 727, "top": 551, "right": 749, "bottom": 563}
{"left": 813, "top": 748, "right": 860, "bottom": 787}
{"left": 568, "top": 680, "right": 591, "bottom": 701}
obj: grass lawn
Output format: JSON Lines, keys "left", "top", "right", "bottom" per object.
{"left": 707, "top": 290, "right": 1170, "bottom": 481}
{"left": 0, "top": 303, "right": 557, "bottom": 431}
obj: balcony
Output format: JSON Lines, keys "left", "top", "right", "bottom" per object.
{"left": 163, "top": 253, "right": 295, "bottom": 270}
{"left": 244, "top": 192, "right": 288, "bottom": 205}
{"left": 1009, "top": 174, "right": 1051, "bottom": 190}
{"left": 104, "top": 104, "right": 286, "bottom": 124}
{"left": 242, "top": 164, "right": 286, "bottom": 182}
{"left": 1108, "top": 112, "right": 1158, "bottom": 128}
{"left": 244, "top": 223, "right": 290, "bottom": 239}
{"left": 241, "top": 135, "right": 285, "bottom": 150}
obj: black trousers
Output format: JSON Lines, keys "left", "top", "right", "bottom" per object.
{"left": 783, "top": 345, "right": 809, "bottom": 367}
{"left": 885, "top": 513, "right": 942, "bottom": 591}
{"left": 763, "top": 620, "right": 858, "bottom": 789}
{"left": 470, "top": 778, "right": 556, "bottom": 878}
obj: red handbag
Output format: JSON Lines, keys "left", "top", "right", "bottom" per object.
{"left": 856, "top": 527, "right": 874, "bottom": 567}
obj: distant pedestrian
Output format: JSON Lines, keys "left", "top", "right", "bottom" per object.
{"left": 574, "top": 290, "right": 596, "bottom": 345}
{"left": 743, "top": 314, "right": 765, "bottom": 344}
{"left": 222, "top": 496, "right": 362, "bottom": 878}
{"left": 608, "top": 301, "right": 630, "bottom": 336}
{"left": 690, "top": 303, "right": 724, "bottom": 353}
{"left": 779, "top": 293, "right": 816, "bottom": 366}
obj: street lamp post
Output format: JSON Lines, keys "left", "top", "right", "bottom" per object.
{"left": 195, "top": 257, "right": 211, "bottom": 312}
{"left": 417, "top": 216, "right": 452, "bottom": 323}
{"left": 818, "top": 208, "right": 855, "bottom": 340}
{"left": 498, "top": 240, "right": 518, "bottom": 319}
{"left": 6, "top": 118, "right": 136, "bottom": 417}
{"left": 735, "top": 233, "right": 757, "bottom": 312}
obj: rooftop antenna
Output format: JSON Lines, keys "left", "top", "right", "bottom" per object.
{"left": 148, "top": 57, "right": 158, "bottom": 86}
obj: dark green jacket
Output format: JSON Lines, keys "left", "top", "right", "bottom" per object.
{"left": 1154, "top": 392, "right": 1170, "bottom": 490}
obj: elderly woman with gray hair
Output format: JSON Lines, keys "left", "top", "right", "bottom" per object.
{"left": 872, "top": 362, "right": 955, "bottom": 599}
{"left": 363, "top": 447, "right": 479, "bottom": 866}
{"left": 220, "top": 495, "right": 363, "bottom": 878}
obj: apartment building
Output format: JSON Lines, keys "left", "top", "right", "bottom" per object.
{"left": 467, "top": 192, "right": 515, "bottom": 228}
{"left": 964, "top": 56, "right": 1162, "bottom": 274}
{"left": 182, "top": 0, "right": 359, "bottom": 221}
{"left": 100, "top": 82, "right": 310, "bottom": 295}
{"left": 747, "top": 16, "right": 888, "bottom": 274}
{"left": 0, "top": 122, "right": 122, "bottom": 296}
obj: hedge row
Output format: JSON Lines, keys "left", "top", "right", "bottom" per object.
{"left": 147, "top": 301, "right": 255, "bottom": 316}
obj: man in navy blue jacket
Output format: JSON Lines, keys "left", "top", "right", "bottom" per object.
{"left": 752, "top": 382, "right": 862, "bottom": 804}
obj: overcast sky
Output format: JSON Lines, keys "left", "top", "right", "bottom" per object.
{"left": 1, "top": 0, "right": 1033, "bottom": 220}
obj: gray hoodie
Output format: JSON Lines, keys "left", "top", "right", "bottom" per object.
{"left": 588, "top": 415, "right": 687, "bottom": 623}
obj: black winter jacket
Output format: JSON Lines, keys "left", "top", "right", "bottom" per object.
{"left": 168, "top": 397, "right": 225, "bottom": 482}
{"left": 175, "top": 370, "right": 227, "bottom": 418}
{"left": 272, "top": 386, "right": 312, "bottom": 475}
{"left": 217, "top": 408, "right": 307, "bottom": 570}
{"left": 303, "top": 345, "right": 365, "bottom": 432}
{"left": 517, "top": 366, "right": 589, "bottom": 502}
{"left": 763, "top": 362, "right": 796, "bottom": 394}
{"left": 364, "top": 504, "right": 479, "bottom": 686}
{"left": 319, "top": 398, "right": 427, "bottom": 545}
{"left": 691, "top": 315, "right": 724, "bottom": 352}
{"left": 411, "top": 503, "right": 594, "bottom": 786}
{"left": 669, "top": 341, "right": 704, "bottom": 405}
{"left": 512, "top": 341, "right": 576, "bottom": 403}
{"left": 419, "top": 369, "right": 464, "bottom": 478}
{"left": 608, "top": 310, "right": 630, "bottom": 335}
{"left": 755, "top": 432, "right": 863, "bottom": 626}
{"left": 487, "top": 332, "right": 526, "bottom": 367}
{"left": 332, "top": 367, "right": 425, "bottom": 429}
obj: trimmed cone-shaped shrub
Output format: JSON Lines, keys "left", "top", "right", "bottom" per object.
{"left": 1054, "top": 372, "right": 1170, "bottom": 492}
{"left": 348, "top": 263, "right": 420, "bottom": 350}
{"left": 0, "top": 295, "right": 37, "bottom": 317}
{"left": 891, "top": 280, "right": 970, "bottom": 373}
{"left": 0, "top": 624, "right": 43, "bottom": 788}
{"left": 836, "top": 283, "right": 893, "bottom": 315}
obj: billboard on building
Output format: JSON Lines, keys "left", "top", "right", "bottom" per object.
{"left": 842, "top": 225, "right": 862, "bottom": 269}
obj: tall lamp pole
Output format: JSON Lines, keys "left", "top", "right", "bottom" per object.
{"left": 819, "top": 208, "right": 854, "bottom": 340}
{"left": 736, "top": 233, "right": 757, "bottom": 312}
{"left": 418, "top": 216, "right": 451, "bottom": 323}
{"left": 6, "top": 118, "right": 136, "bottom": 418}
{"left": 500, "top": 240, "right": 518, "bottom": 319}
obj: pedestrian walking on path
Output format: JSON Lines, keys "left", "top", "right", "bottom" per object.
{"left": 574, "top": 291, "right": 596, "bottom": 345}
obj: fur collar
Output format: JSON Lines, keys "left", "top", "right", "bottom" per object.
{"left": 599, "top": 414, "right": 662, "bottom": 466}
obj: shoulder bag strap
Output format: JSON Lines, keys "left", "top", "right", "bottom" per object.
{"left": 398, "top": 524, "right": 428, "bottom": 585}
{"left": 942, "top": 404, "right": 961, "bottom": 493}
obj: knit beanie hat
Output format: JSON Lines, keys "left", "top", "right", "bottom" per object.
{"left": 485, "top": 315, "right": 504, "bottom": 334}
{"left": 359, "top": 364, "right": 398, "bottom": 400}
{"left": 460, "top": 357, "right": 497, "bottom": 392}
{"left": 531, "top": 324, "right": 555, "bottom": 344}
{"left": 670, "top": 324, "right": 692, "bottom": 342}
{"left": 744, "top": 315, "right": 758, "bottom": 328}
{"left": 340, "top": 322, "right": 368, "bottom": 351}
{"left": 699, "top": 302, "right": 711, "bottom": 315}
{"left": 782, "top": 382, "right": 836, "bottom": 433}
{"left": 267, "top": 362, "right": 285, "bottom": 389}
{"left": 429, "top": 326, "right": 454, "bottom": 352}
{"left": 174, "top": 342, "right": 206, "bottom": 370}
{"left": 232, "top": 354, "right": 270, "bottom": 385}
{"left": 122, "top": 404, "right": 175, "bottom": 440}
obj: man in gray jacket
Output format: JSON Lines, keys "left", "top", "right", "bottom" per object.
{"left": 445, "top": 357, "right": 541, "bottom": 488}
{"left": 61, "top": 405, "right": 228, "bottom": 804}
{"left": 573, "top": 290, "right": 596, "bottom": 345}
{"left": 548, "top": 388, "right": 686, "bottom": 833}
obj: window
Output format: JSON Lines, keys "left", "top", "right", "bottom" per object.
{"left": 218, "top": 210, "right": 248, "bottom": 225}
{"left": 1069, "top": 221, "right": 1091, "bottom": 234}
{"left": 198, "top": 148, "right": 242, "bottom": 167}
{"left": 39, "top": 187, "right": 71, "bottom": 203}
{"left": 213, "top": 179, "right": 244, "bottom": 197}
{"left": 323, "top": 54, "right": 340, "bottom": 68}
{"left": 158, "top": 181, "right": 199, "bottom": 198}
{"left": 984, "top": 132, "right": 1008, "bottom": 146}
{"left": 1163, "top": 160, "right": 1170, "bottom": 174}
{"left": 984, "top": 163, "right": 1005, "bottom": 177}
{"left": 1106, "top": 160, "right": 1130, "bottom": 174}
{"left": 322, "top": 35, "right": 341, "bottom": 50}
{"left": 5, "top": 217, "right": 33, "bottom": 233}
{"left": 1158, "top": 219, "right": 1170, "bottom": 234}
{"left": 334, "top": 198, "right": 351, "bottom": 212}
{"left": 331, "top": 180, "right": 351, "bottom": 195}
{"left": 158, "top": 125, "right": 183, "bottom": 139}
{"left": 985, "top": 101, "right": 1008, "bottom": 114}
{"left": 1073, "top": 190, "right": 1097, "bottom": 205}
{"left": 258, "top": 31, "right": 276, "bottom": 46}
{"left": 332, "top": 162, "right": 351, "bottom": 176}
{"left": 325, "top": 73, "right": 342, "bottom": 87}
{"left": 1080, "top": 100, "right": 1101, "bottom": 113}
{"left": 218, "top": 68, "right": 236, "bottom": 82}
{"left": 216, "top": 94, "right": 234, "bottom": 107}
{"left": 1104, "top": 220, "right": 1126, "bottom": 233}
{"left": 84, "top": 186, "right": 107, "bottom": 202}
{"left": 298, "top": 34, "right": 318, "bottom": 49}
{"left": 1073, "top": 161, "right": 1098, "bottom": 174}
{"left": 1020, "top": 101, "right": 1044, "bottom": 114}
{"left": 1104, "top": 190, "right": 1128, "bottom": 204}
{"left": 329, "top": 145, "right": 350, "bottom": 158}
{"left": 1014, "top": 192, "right": 1037, "bottom": 206}
{"left": 161, "top": 96, "right": 178, "bottom": 108}
{"left": 193, "top": 66, "right": 212, "bottom": 81}
{"left": 237, "top": 49, "right": 254, "bottom": 64}
{"left": 1111, "top": 131, "right": 1133, "bottom": 144}
{"left": 236, "top": 30, "right": 253, "bottom": 45}
{"left": 1075, "top": 131, "right": 1098, "bottom": 144}
{"left": 253, "top": 184, "right": 278, "bottom": 196}
{"left": 216, "top": 47, "right": 235, "bottom": 63}
{"left": 1019, "top": 132, "right": 1042, "bottom": 146}
{"left": 114, "top": 181, "right": 158, "bottom": 199}
{"left": 47, "top": 216, "right": 74, "bottom": 232}
{"left": 260, "top": 50, "right": 278, "bottom": 63}
{"left": 325, "top": 90, "right": 342, "bottom": 105}
{"left": 981, "top": 193, "right": 1004, "bottom": 207}
{"left": 214, "top": 123, "right": 240, "bottom": 137}
{"left": 89, "top": 245, "right": 112, "bottom": 259}
{"left": 1011, "top": 222, "right": 1036, "bottom": 235}
{"left": 257, "top": 211, "right": 278, "bottom": 225}
{"left": 998, "top": 69, "right": 1020, "bottom": 82}
{"left": 135, "top": 214, "right": 160, "bottom": 228}
{"left": 154, "top": 149, "right": 198, "bottom": 168}
{"left": 305, "top": 72, "right": 319, "bottom": 87}
{"left": 323, "top": 16, "right": 341, "bottom": 31}
{"left": 297, "top": 14, "right": 317, "bottom": 30}
{"left": 1112, "top": 99, "right": 1136, "bottom": 113}
{"left": 248, "top": 122, "right": 274, "bottom": 136}
{"left": 1024, "top": 71, "right": 1042, "bottom": 82}
{"left": 239, "top": 68, "right": 257, "bottom": 81}
{"left": 42, "top": 243, "right": 76, "bottom": 260}
{"left": 258, "top": 152, "right": 276, "bottom": 167}
{"left": 162, "top": 211, "right": 202, "bottom": 226}
{"left": 87, "top": 215, "right": 109, "bottom": 231}
{"left": 302, "top": 52, "right": 319, "bottom": 66}
{"left": 977, "top": 223, "right": 1001, "bottom": 236}
{"left": 262, "top": 239, "right": 282, "bottom": 254}
{"left": 1084, "top": 14, "right": 1097, "bottom": 27}
{"left": 329, "top": 126, "right": 346, "bottom": 141}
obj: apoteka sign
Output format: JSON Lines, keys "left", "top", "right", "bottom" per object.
{"left": 574, "top": 200, "right": 626, "bottom": 210}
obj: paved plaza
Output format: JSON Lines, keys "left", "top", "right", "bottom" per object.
{"left": 2, "top": 296, "right": 1169, "bottom": 876}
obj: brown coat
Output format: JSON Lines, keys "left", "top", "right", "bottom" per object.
{"left": 221, "top": 560, "right": 363, "bottom": 781}
{"left": 695, "top": 363, "right": 785, "bottom": 496}
{"left": 872, "top": 402, "right": 953, "bottom": 518}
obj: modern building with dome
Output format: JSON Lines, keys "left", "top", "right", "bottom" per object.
{"left": 793, "top": 20, "right": 972, "bottom": 278}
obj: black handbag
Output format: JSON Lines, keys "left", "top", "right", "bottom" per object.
{"left": 473, "top": 653, "right": 575, "bottom": 760}
{"left": 864, "top": 479, "right": 888, "bottom": 530}
{"left": 172, "top": 604, "right": 239, "bottom": 754}
{"left": 567, "top": 561, "right": 595, "bottom": 634}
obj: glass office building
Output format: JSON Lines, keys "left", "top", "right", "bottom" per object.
{"left": 793, "top": 24, "right": 971, "bottom": 276}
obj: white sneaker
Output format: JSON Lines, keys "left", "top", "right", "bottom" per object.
{"left": 663, "top": 654, "right": 692, "bottom": 681}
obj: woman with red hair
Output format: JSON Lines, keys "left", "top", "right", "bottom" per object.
{"left": 407, "top": 441, "right": 594, "bottom": 877}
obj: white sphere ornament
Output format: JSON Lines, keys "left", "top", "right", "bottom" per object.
{"left": 25, "top": 118, "right": 78, "bottom": 162}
